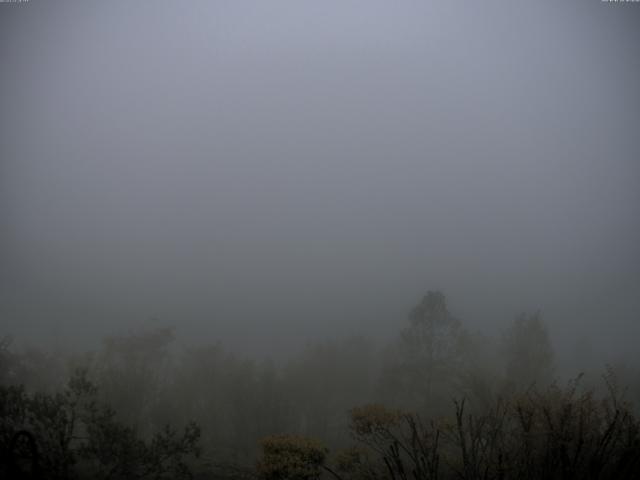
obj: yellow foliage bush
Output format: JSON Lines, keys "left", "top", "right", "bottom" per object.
{"left": 257, "top": 434, "right": 328, "bottom": 480}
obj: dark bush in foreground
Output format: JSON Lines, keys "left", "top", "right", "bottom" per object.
{"left": 257, "top": 435, "right": 328, "bottom": 480}
{"left": 0, "top": 370, "right": 200, "bottom": 480}
{"left": 340, "top": 377, "right": 640, "bottom": 480}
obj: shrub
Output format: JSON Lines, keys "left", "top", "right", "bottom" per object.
{"left": 346, "top": 377, "right": 640, "bottom": 480}
{"left": 0, "top": 369, "right": 201, "bottom": 480}
{"left": 257, "top": 435, "right": 328, "bottom": 480}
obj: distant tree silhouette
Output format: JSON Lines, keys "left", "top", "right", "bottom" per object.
{"left": 503, "top": 312, "right": 554, "bottom": 390}
{"left": 381, "top": 291, "right": 468, "bottom": 413}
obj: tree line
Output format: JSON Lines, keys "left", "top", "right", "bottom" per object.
{"left": 1, "top": 291, "right": 639, "bottom": 479}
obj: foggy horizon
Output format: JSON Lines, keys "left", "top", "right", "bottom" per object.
{"left": 1, "top": 0, "right": 639, "bottom": 363}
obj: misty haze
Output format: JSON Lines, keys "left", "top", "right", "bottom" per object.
{"left": 1, "top": 1, "right": 639, "bottom": 479}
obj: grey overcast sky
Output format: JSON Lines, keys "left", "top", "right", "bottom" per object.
{"left": 1, "top": 1, "right": 639, "bottom": 360}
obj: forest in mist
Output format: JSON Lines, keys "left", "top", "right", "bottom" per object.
{"left": 1, "top": 0, "right": 639, "bottom": 479}
{"left": 2, "top": 292, "right": 640, "bottom": 479}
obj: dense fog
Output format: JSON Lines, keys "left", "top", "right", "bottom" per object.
{"left": 1, "top": 1, "right": 639, "bottom": 479}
